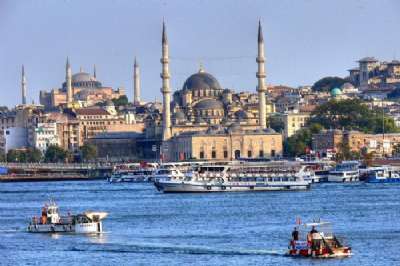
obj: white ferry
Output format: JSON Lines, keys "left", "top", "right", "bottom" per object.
{"left": 27, "top": 201, "right": 107, "bottom": 234}
{"left": 152, "top": 163, "right": 187, "bottom": 182}
{"left": 328, "top": 161, "right": 360, "bottom": 182}
{"left": 108, "top": 163, "right": 158, "bottom": 183}
{"left": 154, "top": 162, "right": 311, "bottom": 193}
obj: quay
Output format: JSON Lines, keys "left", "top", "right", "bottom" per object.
{"left": 0, "top": 163, "right": 113, "bottom": 182}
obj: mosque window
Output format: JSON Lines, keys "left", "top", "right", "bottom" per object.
{"left": 211, "top": 150, "right": 216, "bottom": 159}
{"left": 247, "top": 150, "right": 252, "bottom": 158}
{"left": 223, "top": 150, "right": 228, "bottom": 158}
{"left": 200, "top": 151, "right": 205, "bottom": 159}
{"left": 259, "top": 150, "right": 264, "bottom": 157}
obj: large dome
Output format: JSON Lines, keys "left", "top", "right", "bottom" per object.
{"left": 64, "top": 71, "right": 102, "bottom": 89}
{"left": 182, "top": 71, "right": 222, "bottom": 91}
{"left": 72, "top": 72, "right": 96, "bottom": 82}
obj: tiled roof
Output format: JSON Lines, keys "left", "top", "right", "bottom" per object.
{"left": 75, "top": 108, "right": 110, "bottom": 116}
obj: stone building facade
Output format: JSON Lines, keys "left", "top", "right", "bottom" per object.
{"left": 312, "top": 129, "right": 400, "bottom": 157}
{"left": 165, "top": 125, "right": 282, "bottom": 161}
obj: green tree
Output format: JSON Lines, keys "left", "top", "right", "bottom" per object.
{"left": 268, "top": 115, "right": 284, "bottom": 132}
{"left": 311, "top": 76, "right": 348, "bottom": 92}
{"left": 80, "top": 143, "right": 97, "bottom": 162}
{"left": 284, "top": 123, "right": 323, "bottom": 157}
{"left": 6, "top": 149, "right": 25, "bottom": 162}
{"left": 310, "top": 99, "right": 398, "bottom": 134}
{"left": 44, "top": 145, "right": 68, "bottom": 163}
{"left": 26, "top": 148, "right": 42, "bottom": 162}
{"left": 112, "top": 95, "right": 129, "bottom": 107}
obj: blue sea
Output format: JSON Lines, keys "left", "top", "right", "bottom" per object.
{"left": 0, "top": 181, "right": 399, "bottom": 265}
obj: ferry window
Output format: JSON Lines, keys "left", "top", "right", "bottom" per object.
{"left": 247, "top": 150, "right": 252, "bottom": 157}
{"left": 211, "top": 150, "right": 216, "bottom": 159}
{"left": 259, "top": 150, "right": 264, "bottom": 157}
{"left": 223, "top": 150, "right": 228, "bottom": 158}
{"left": 200, "top": 151, "right": 204, "bottom": 159}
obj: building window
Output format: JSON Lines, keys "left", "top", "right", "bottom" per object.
{"left": 211, "top": 150, "right": 216, "bottom": 159}
{"left": 271, "top": 149, "right": 276, "bottom": 157}
{"left": 200, "top": 151, "right": 204, "bottom": 159}
{"left": 247, "top": 150, "right": 252, "bottom": 157}
{"left": 223, "top": 150, "right": 228, "bottom": 158}
{"left": 259, "top": 150, "right": 264, "bottom": 157}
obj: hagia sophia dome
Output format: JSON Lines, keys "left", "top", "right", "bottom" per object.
{"left": 62, "top": 70, "right": 102, "bottom": 90}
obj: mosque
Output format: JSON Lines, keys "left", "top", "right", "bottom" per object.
{"left": 39, "top": 60, "right": 125, "bottom": 109}
{"left": 143, "top": 21, "right": 283, "bottom": 161}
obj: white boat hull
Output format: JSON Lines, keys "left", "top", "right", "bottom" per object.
{"left": 27, "top": 222, "right": 102, "bottom": 233}
{"left": 155, "top": 181, "right": 310, "bottom": 193}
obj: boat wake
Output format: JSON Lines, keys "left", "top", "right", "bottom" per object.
{"left": 69, "top": 242, "right": 285, "bottom": 256}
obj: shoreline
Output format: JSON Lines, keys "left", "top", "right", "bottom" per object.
{"left": 0, "top": 175, "right": 106, "bottom": 183}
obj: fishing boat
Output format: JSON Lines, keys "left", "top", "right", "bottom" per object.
{"left": 364, "top": 166, "right": 400, "bottom": 183}
{"left": 27, "top": 201, "right": 107, "bottom": 233}
{"left": 154, "top": 162, "right": 311, "bottom": 193}
{"left": 328, "top": 161, "right": 360, "bottom": 182}
{"left": 108, "top": 163, "right": 157, "bottom": 183}
{"left": 287, "top": 220, "right": 352, "bottom": 258}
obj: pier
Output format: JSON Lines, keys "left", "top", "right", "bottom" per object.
{"left": 0, "top": 163, "right": 113, "bottom": 182}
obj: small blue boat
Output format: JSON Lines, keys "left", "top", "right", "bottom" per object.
{"left": 365, "top": 166, "right": 400, "bottom": 183}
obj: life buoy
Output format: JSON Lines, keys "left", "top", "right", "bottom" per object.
{"left": 206, "top": 186, "right": 212, "bottom": 190}
{"left": 221, "top": 186, "right": 226, "bottom": 190}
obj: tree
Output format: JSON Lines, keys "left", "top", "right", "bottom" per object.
{"left": 268, "top": 115, "right": 284, "bottom": 132}
{"left": 44, "top": 145, "right": 68, "bottom": 163}
{"left": 6, "top": 149, "right": 24, "bottom": 162}
{"left": 311, "top": 76, "right": 348, "bottom": 92}
{"left": 26, "top": 148, "right": 42, "bottom": 162}
{"left": 284, "top": 123, "right": 323, "bottom": 157}
{"left": 310, "top": 99, "right": 399, "bottom": 134}
{"left": 80, "top": 143, "right": 97, "bottom": 162}
{"left": 112, "top": 95, "right": 128, "bottom": 107}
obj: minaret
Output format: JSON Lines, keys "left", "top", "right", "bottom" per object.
{"left": 93, "top": 64, "right": 97, "bottom": 79}
{"left": 21, "top": 65, "right": 27, "bottom": 105}
{"left": 256, "top": 20, "right": 267, "bottom": 129}
{"left": 66, "top": 57, "right": 73, "bottom": 104}
{"left": 133, "top": 57, "right": 141, "bottom": 106}
{"left": 161, "top": 21, "right": 171, "bottom": 141}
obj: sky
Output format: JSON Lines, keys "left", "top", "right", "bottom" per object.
{"left": 1, "top": 0, "right": 400, "bottom": 107}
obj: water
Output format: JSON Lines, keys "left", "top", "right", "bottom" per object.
{"left": 0, "top": 181, "right": 399, "bottom": 266}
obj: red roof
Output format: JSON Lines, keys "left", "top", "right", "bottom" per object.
{"left": 74, "top": 108, "right": 110, "bottom": 116}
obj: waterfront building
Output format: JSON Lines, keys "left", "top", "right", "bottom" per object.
{"left": 39, "top": 59, "right": 125, "bottom": 109}
{"left": 1, "top": 127, "right": 28, "bottom": 153}
{"left": 165, "top": 125, "right": 282, "bottom": 161}
{"left": 33, "top": 122, "right": 60, "bottom": 153}
{"left": 312, "top": 129, "right": 400, "bottom": 157}
{"left": 85, "top": 132, "right": 141, "bottom": 160}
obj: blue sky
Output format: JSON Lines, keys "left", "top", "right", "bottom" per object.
{"left": 1, "top": 0, "right": 399, "bottom": 107}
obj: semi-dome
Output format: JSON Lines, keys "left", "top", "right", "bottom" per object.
{"left": 194, "top": 99, "right": 224, "bottom": 110}
{"left": 182, "top": 71, "right": 222, "bottom": 91}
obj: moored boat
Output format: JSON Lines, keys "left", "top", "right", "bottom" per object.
{"left": 27, "top": 201, "right": 107, "bottom": 233}
{"left": 365, "top": 166, "right": 400, "bottom": 183}
{"left": 328, "top": 161, "right": 360, "bottom": 182}
{"left": 287, "top": 220, "right": 352, "bottom": 258}
{"left": 108, "top": 163, "right": 157, "bottom": 183}
{"left": 154, "top": 162, "right": 311, "bottom": 193}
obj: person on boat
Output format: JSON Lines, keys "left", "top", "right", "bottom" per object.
{"left": 309, "top": 226, "right": 322, "bottom": 250}
{"left": 292, "top": 227, "right": 299, "bottom": 241}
